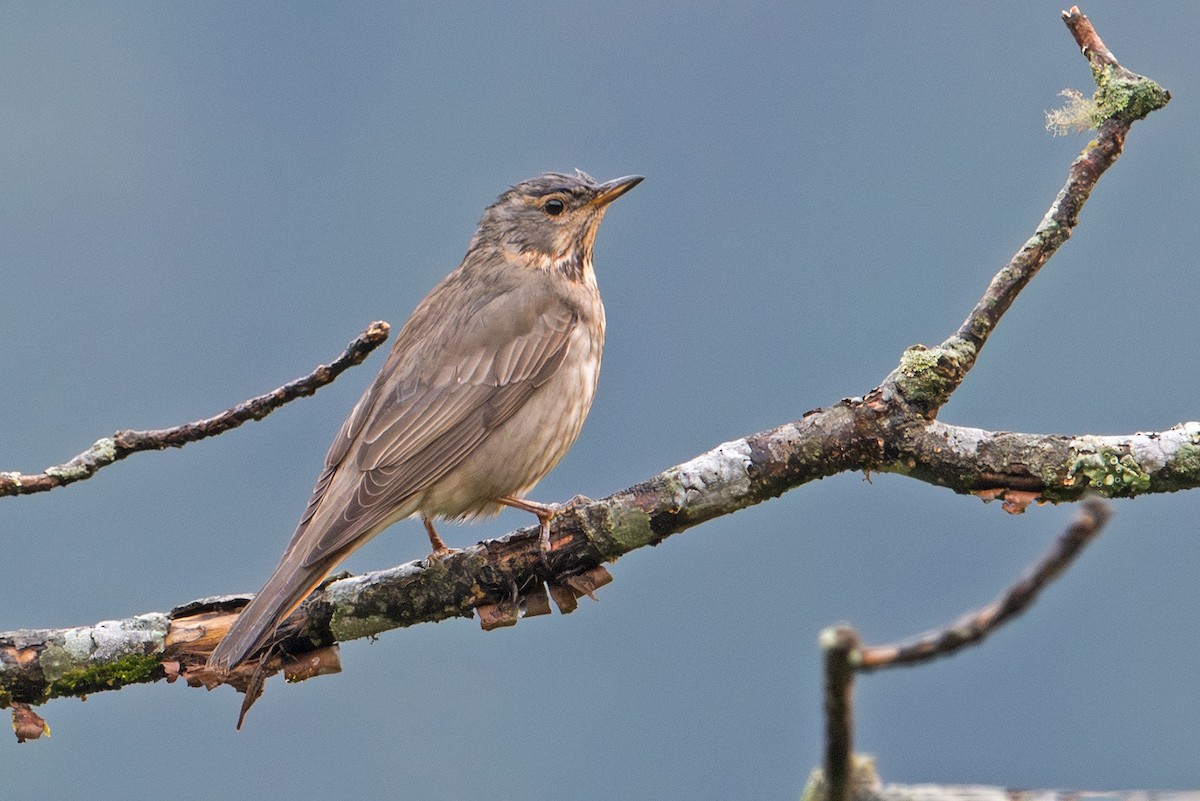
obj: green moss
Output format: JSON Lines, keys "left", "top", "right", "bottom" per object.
{"left": 1092, "top": 63, "right": 1170, "bottom": 123}
{"left": 44, "top": 652, "right": 163, "bottom": 700}
{"left": 45, "top": 438, "right": 117, "bottom": 480}
{"left": 896, "top": 346, "right": 945, "bottom": 407}
{"left": 329, "top": 610, "right": 394, "bottom": 644}
{"left": 592, "top": 504, "right": 654, "bottom": 558}
{"left": 899, "top": 346, "right": 939, "bottom": 373}
{"left": 1168, "top": 443, "right": 1200, "bottom": 478}
{"left": 1066, "top": 445, "right": 1151, "bottom": 494}
{"left": 894, "top": 339, "right": 975, "bottom": 411}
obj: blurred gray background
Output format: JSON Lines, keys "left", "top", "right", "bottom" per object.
{"left": 3, "top": 3, "right": 1199, "bottom": 797}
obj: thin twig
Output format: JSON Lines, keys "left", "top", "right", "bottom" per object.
{"left": 0, "top": 322, "right": 390, "bottom": 497}
{"left": 1062, "top": 6, "right": 1119, "bottom": 69}
{"left": 858, "top": 498, "right": 1111, "bottom": 670}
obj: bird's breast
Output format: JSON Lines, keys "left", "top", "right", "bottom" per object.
{"left": 417, "top": 304, "right": 605, "bottom": 520}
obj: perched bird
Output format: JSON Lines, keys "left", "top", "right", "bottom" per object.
{"left": 208, "top": 170, "right": 642, "bottom": 672}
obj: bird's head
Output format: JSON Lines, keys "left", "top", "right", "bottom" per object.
{"left": 469, "top": 170, "right": 643, "bottom": 281}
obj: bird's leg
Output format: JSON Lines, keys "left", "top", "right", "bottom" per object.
{"left": 422, "top": 515, "right": 459, "bottom": 559}
{"left": 498, "top": 495, "right": 558, "bottom": 553}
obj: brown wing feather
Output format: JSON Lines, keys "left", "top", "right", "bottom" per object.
{"left": 296, "top": 288, "right": 578, "bottom": 567}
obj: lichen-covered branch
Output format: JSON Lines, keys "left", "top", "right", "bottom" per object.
{"left": 878, "top": 6, "right": 1170, "bottom": 417}
{"left": 0, "top": 322, "right": 391, "bottom": 497}
{"left": 0, "top": 413, "right": 1190, "bottom": 713}
{"left": 897, "top": 421, "right": 1200, "bottom": 501}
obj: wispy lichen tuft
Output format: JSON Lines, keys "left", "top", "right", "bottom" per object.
{"left": 1046, "top": 88, "right": 1099, "bottom": 136}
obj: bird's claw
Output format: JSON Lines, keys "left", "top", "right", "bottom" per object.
{"left": 425, "top": 545, "right": 462, "bottom": 565}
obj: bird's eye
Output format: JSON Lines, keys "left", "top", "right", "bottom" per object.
{"left": 544, "top": 198, "right": 566, "bottom": 216}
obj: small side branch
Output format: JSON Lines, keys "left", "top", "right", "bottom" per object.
{"left": 813, "top": 498, "right": 1111, "bottom": 794}
{"left": 0, "top": 322, "right": 390, "bottom": 497}
{"left": 884, "top": 7, "right": 1169, "bottom": 416}
{"left": 859, "top": 498, "right": 1111, "bottom": 670}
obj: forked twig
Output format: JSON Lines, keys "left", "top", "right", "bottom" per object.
{"left": 818, "top": 498, "right": 1112, "bottom": 801}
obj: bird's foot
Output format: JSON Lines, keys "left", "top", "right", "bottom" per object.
{"left": 422, "top": 516, "right": 461, "bottom": 562}
{"left": 537, "top": 517, "right": 553, "bottom": 554}
{"left": 425, "top": 544, "right": 462, "bottom": 562}
{"left": 499, "top": 495, "right": 560, "bottom": 553}
{"left": 499, "top": 494, "right": 595, "bottom": 553}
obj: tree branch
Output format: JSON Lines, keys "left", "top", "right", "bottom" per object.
{"left": 0, "top": 414, "right": 1183, "bottom": 712}
{"left": 809, "top": 499, "right": 1111, "bottom": 799}
{"left": 0, "top": 322, "right": 390, "bottom": 497}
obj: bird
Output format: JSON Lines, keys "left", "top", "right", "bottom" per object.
{"left": 207, "top": 170, "right": 642, "bottom": 673}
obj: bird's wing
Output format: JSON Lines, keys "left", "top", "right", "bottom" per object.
{"left": 296, "top": 286, "right": 578, "bottom": 567}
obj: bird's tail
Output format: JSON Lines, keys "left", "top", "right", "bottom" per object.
{"left": 207, "top": 547, "right": 345, "bottom": 673}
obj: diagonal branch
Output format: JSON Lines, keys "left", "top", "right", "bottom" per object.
{"left": 880, "top": 6, "right": 1169, "bottom": 417}
{"left": 0, "top": 322, "right": 390, "bottom": 497}
{"left": 858, "top": 497, "right": 1112, "bottom": 669}
{"left": 0, "top": 415, "right": 1189, "bottom": 711}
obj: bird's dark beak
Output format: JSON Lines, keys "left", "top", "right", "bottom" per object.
{"left": 590, "top": 175, "right": 644, "bottom": 207}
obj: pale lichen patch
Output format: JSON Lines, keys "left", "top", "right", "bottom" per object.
{"left": 670, "top": 438, "right": 753, "bottom": 516}
{"left": 1066, "top": 438, "right": 1152, "bottom": 493}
